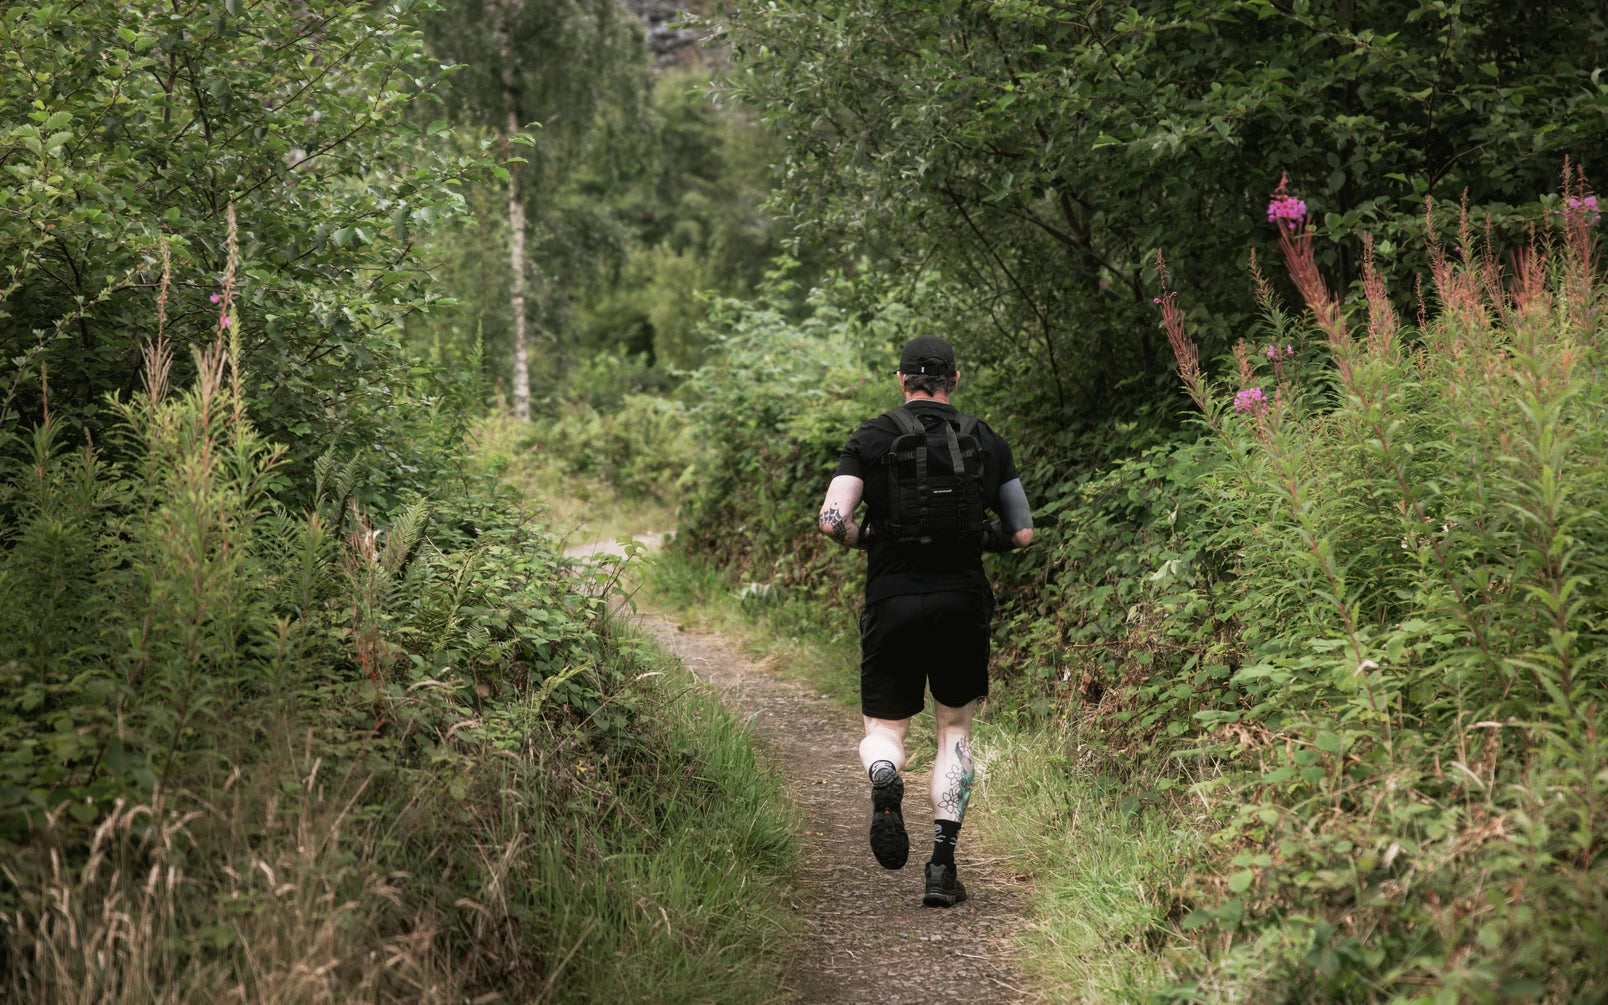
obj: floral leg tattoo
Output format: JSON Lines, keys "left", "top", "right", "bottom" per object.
{"left": 936, "top": 738, "right": 975, "bottom": 821}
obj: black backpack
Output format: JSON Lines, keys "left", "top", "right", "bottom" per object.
{"left": 879, "top": 409, "right": 987, "bottom": 545}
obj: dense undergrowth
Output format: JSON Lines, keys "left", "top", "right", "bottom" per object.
{"left": 0, "top": 333, "right": 796, "bottom": 1002}
{"left": 635, "top": 185, "right": 1608, "bottom": 1002}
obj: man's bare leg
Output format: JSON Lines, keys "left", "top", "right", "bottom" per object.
{"left": 860, "top": 715, "right": 911, "bottom": 774}
{"left": 926, "top": 700, "right": 976, "bottom": 906}
{"left": 862, "top": 715, "right": 912, "bottom": 869}
{"left": 931, "top": 700, "right": 976, "bottom": 822}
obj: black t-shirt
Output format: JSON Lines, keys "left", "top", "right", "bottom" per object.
{"left": 834, "top": 399, "right": 1021, "bottom": 604}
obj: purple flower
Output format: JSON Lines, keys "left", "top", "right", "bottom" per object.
{"left": 1564, "top": 194, "right": 1601, "bottom": 225}
{"left": 1153, "top": 297, "right": 1162, "bottom": 304}
{"left": 1285, "top": 344, "right": 1295, "bottom": 357}
{"left": 1265, "top": 344, "right": 1277, "bottom": 360}
{"left": 220, "top": 314, "right": 231, "bottom": 328}
{"left": 1266, "top": 195, "right": 1307, "bottom": 226}
{"left": 210, "top": 293, "right": 222, "bottom": 304}
{"left": 1233, "top": 387, "right": 1267, "bottom": 414}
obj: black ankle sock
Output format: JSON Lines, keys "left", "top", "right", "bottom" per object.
{"left": 931, "top": 819, "right": 961, "bottom": 866}
{"left": 868, "top": 759, "right": 898, "bottom": 784}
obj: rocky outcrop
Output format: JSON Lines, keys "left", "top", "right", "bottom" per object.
{"left": 620, "top": 0, "right": 712, "bottom": 67}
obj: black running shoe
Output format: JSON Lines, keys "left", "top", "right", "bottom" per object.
{"left": 868, "top": 768, "right": 909, "bottom": 870}
{"left": 923, "top": 861, "right": 968, "bottom": 907}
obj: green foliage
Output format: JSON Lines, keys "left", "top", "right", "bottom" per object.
{"left": 413, "top": 58, "right": 802, "bottom": 393}
{"left": 976, "top": 209, "right": 1608, "bottom": 998}
{"left": 672, "top": 279, "right": 912, "bottom": 605}
{"left": 720, "top": 0, "right": 1608, "bottom": 425}
{"left": 0, "top": 337, "right": 541, "bottom": 843}
{"left": 1139, "top": 217, "right": 1608, "bottom": 999}
{"left": 0, "top": 2, "right": 810, "bottom": 999}
{"left": 0, "top": 342, "right": 797, "bottom": 1000}
{"left": 0, "top": 0, "right": 485, "bottom": 485}
{"left": 539, "top": 393, "right": 696, "bottom": 504}
{"left": 570, "top": 67, "right": 794, "bottom": 371}
{"left": 668, "top": 189, "right": 1608, "bottom": 997}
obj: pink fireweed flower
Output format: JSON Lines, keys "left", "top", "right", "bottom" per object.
{"left": 1267, "top": 195, "right": 1307, "bottom": 230}
{"left": 1285, "top": 344, "right": 1294, "bottom": 357}
{"left": 220, "top": 314, "right": 231, "bottom": 328}
{"left": 1233, "top": 386, "right": 1267, "bottom": 414}
{"left": 1266, "top": 344, "right": 1277, "bottom": 360}
{"left": 1561, "top": 194, "right": 1601, "bottom": 224}
{"left": 210, "top": 293, "right": 222, "bottom": 304}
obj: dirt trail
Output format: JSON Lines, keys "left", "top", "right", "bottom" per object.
{"left": 569, "top": 535, "right": 1036, "bottom": 1004}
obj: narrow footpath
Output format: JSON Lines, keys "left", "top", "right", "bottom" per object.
{"left": 571, "top": 536, "right": 1037, "bottom": 1004}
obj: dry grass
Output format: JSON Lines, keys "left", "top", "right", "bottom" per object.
{"left": 1, "top": 731, "right": 489, "bottom": 1004}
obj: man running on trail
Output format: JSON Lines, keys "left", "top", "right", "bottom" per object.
{"left": 816, "top": 334, "right": 1033, "bottom": 907}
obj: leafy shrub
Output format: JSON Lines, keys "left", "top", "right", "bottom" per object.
{"left": 0, "top": 1, "right": 490, "bottom": 506}
{"left": 0, "top": 330, "right": 796, "bottom": 1002}
{"left": 671, "top": 287, "right": 907, "bottom": 610}
{"left": 534, "top": 393, "right": 696, "bottom": 504}
{"left": 1138, "top": 186, "right": 1608, "bottom": 1001}
{"left": 668, "top": 175, "right": 1608, "bottom": 999}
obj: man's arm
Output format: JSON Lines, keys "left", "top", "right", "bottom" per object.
{"left": 984, "top": 477, "right": 1034, "bottom": 551}
{"left": 999, "top": 477, "right": 1034, "bottom": 548}
{"left": 818, "top": 475, "right": 870, "bottom": 550}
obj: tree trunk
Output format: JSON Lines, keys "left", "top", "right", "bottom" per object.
{"left": 497, "top": 0, "right": 530, "bottom": 421}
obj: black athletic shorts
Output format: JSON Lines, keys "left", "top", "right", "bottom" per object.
{"left": 859, "top": 590, "right": 993, "bottom": 720}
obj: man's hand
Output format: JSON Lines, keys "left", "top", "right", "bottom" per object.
{"left": 818, "top": 475, "right": 868, "bottom": 550}
{"left": 982, "top": 520, "right": 1012, "bottom": 553}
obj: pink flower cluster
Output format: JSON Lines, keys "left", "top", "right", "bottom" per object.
{"left": 1560, "top": 194, "right": 1601, "bottom": 224}
{"left": 1265, "top": 343, "right": 1294, "bottom": 360}
{"left": 1233, "top": 386, "right": 1267, "bottom": 414}
{"left": 1267, "top": 195, "right": 1306, "bottom": 230}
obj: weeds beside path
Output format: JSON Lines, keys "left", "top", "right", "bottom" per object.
{"left": 568, "top": 536, "right": 1038, "bottom": 1004}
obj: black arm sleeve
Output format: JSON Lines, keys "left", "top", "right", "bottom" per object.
{"left": 997, "top": 478, "right": 1032, "bottom": 534}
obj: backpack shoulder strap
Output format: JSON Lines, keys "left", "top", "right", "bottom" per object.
{"left": 956, "top": 414, "right": 980, "bottom": 439}
{"left": 884, "top": 408, "right": 925, "bottom": 437}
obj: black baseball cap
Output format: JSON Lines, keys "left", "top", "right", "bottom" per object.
{"left": 898, "top": 334, "right": 956, "bottom": 375}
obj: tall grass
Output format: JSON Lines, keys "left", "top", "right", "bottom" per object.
{"left": 3, "top": 648, "right": 798, "bottom": 1003}
{"left": 1142, "top": 179, "right": 1608, "bottom": 1001}
{"left": 0, "top": 223, "right": 799, "bottom": 1002}
{"left": 973, "top": 719, "right": 1203, "bottom": 1002}
{"left": 475, "top": 411, "right": 679, "bottom": 545}
{"left": 655, "top": 173, "right": 1608, "bottom": 1002}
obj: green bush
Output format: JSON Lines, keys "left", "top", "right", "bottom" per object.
{"left": 668, "top": 184, "right": 1608, "bottom": 998}
{"left": 536, "top": 392, "right": 696, "bottom": 504}
{"left": 0, "top": 1, "right": 484, "bottom": 493}
{"left": 1137, "top": 196, "right": 1608, "bottom": 1000}
{"left": 671, "top": 288, "right": 902, "bottom": 611}
{"left": 0, "top": 331, "right": 796, "bottom": 1002}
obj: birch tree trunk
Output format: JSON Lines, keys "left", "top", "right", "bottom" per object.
{"left": 497, "top": 0, "right": 530, "bottom": 420}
